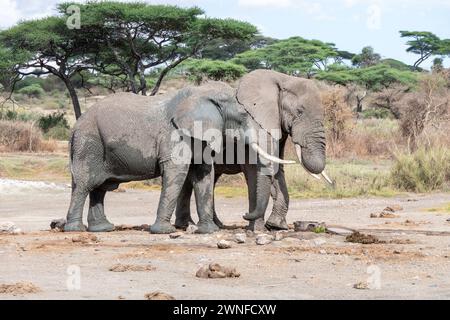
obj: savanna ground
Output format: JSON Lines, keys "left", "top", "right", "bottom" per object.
{"left": 1, "top": 77, "right": 450, "bottom": 300}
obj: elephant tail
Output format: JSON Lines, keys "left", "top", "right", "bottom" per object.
{"left": 69, "top": 130, "right": 76, "bottom": 178}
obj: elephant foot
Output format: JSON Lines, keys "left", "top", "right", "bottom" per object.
{"left": 246, "top": 218, "right": 267, "bottom": 232}
{"left": 88, "top": 220, "right": 115, "bottom": 233}
{"left": 196, "top": 221, "right": 220, "bottom": 234}
{"left": 174, "top": 217, "right": 195, "bottom": 230}
{"left": 150, "top": 221, "right": 176, "bottom": 234}
{"left": 64, "top": 221, "right": 87, "bottom": 232}
{"left": 265, "top": 214, "right": 289, "bottom": 231}
{"left": 242, "top": 211, "right": 263, "bottom": 221}
{"left": 213, "top": 214, "right": 224, "bottom": 229}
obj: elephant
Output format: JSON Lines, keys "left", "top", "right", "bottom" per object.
{"left": 64, "top": 81, "right": 288, "bottom": 234}
{"left": 175, "top": 70, "right": 333, "bottom": 231}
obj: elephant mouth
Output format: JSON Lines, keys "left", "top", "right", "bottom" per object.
{"left": 294, "top": 144, "right": 334, "bottom": 186}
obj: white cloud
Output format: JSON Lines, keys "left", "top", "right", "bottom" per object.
{"left": 366, "top": 3, "right": 381, "bottom": 30}
{"left": 238, "top": 0, "right": 293, "bottom": 8}
{"left": 0, "top": 0, "right": 20, "bottom": 28}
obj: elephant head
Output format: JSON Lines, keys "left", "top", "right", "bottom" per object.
{"left": 236, "top": 70, "right": 332, "bottom": 183}
{"left": 169, "top": 81, "right": 291, "bottom": 164}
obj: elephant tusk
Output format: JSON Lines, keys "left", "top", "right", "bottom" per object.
{"left": 295, "top": 144, "right": 333, "bottom": 185}
{"left": 250, "top": 143, "right": 296, "bottom": 164}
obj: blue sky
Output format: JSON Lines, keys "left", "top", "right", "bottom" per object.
{"left": 1, "top": 0, "right": 449, "bottom": 69}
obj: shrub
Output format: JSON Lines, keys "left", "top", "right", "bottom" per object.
{"left": 38, "top": 112, "right": 69, "bottom": 133}
{"left": 183, "top": 59, "right": 247, "bottom": 84}
{"left": 361, "top": 108, "right": 393, "bottom": 119}
{"left": 322, "top": 88, "right": 354, "bottom": 157}
{"left": 0, "top": 120, "right": 55, "bottom": 152}
{"left": 17, "top": 84, "right": 45, "bottom": 98}
{"left": 390, "top": 147, "right": 450, "bottom": 192}
{"left": 0, "top": 109, "right": 42, "bottom": 122}
{"left": 46, "top": 125, "right": 71, "bottom": 140}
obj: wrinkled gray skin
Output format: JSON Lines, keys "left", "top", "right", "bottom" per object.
{"left": 65, "top": 82, "right": 250, "bottom": 234}
{"left": 176, "top": 70, "right": 326, "bottom": 231}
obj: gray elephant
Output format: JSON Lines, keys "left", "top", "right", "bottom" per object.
{"left": 175, "top": 70, "right": 332, "bottom": 231}
{"left": 64, "top": 81, "right": 285, "bottom": 234}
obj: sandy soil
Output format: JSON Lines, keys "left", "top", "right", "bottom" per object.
{"left": 0, "top": 182, "right": 449, "bottom": 300}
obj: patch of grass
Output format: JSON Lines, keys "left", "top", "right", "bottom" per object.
{"left": 0, "top": 154, "right": 70, "bottom": 182}
{"left": 390, "top": 147, "right": 450, "bottom": 192}
{"left": 425, "top": 203, "right": 450, "bottom": 214}
{"left": 314, "top": 226, "right": 327, "bottom": 233}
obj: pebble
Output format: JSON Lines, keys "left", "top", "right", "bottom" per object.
{"left": 234, "top": 233, "right": 247, "bottom": 244}
{"left": 169, "top": 232, "right": 183, "bottom": 239}
{"left": 0, "top": 222, "right": 22, "bottom": 235}
{"left": 217, "top": 240, "right": 232, "bottom": 249}
{"left": 255, "top": 234, "right": 273, "bottom": 245}
{"left": 274, "top": 231, "right": 286, "bottom": 241}
{"left": 185, "top": 225, "right": 198, "bottom": 234}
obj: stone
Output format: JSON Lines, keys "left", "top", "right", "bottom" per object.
{"left": 217, "top": 240, "right": 232, "bottom": 249}
{"left": 185, "top": 224, "right": 198, "bottom": 234}
{"left": 144, "top": 291, "right": 175, "bottom": 300}
{"left": 196, "top": 263, "right": 240, "bottom": 279}
{"left": 326, "top": 227, "right": 354, "bottom": 236}
{"left": 353, "top": 282, "right": 369, "bottom": 290}
{"left": 0, "top": 222, "right": 22, "bottom": 235}
{"left": 255, "top": 234, "right": 273, "bottom": 245}
{"left": 274, "top": 231, "right": 286, "bottom": 241}
{"left": 385, "top": 205, "right": 403, "bottom": 212}
{"left": 234, "top": 233, "right": 247, "bottom": 244}
{"left": 169, "top": 232, "right": 183, "bottom": 239}
{"left": 294, "top": 221, "right": 325, "bottom": 232}
{"left": 50, "top": 218, "right": 66, "bottom": 230}
{"left": 71, "top": 234, "right": 98, "bottom": 244}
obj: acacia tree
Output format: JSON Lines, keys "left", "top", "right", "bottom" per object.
{"left": 1, "top": 17, "right": 92, "bottom": 119}
{"left": 400, "top": 31, "right": 450, "bottom": 70}
{"left": 60, "top": 2, "right": 257, "bottom": 96}
{"left": 233, "top": 37, "right": 338, "bottom": 78}
{"left": 351, "top": 46, "right": 381, "bottom": 68}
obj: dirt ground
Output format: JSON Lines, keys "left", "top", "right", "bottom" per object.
{"left": 1, "top": 181, "right": 449, "bottom": 300}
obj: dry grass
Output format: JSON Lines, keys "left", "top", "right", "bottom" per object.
{"left": 0, "top": 120, "right": 56, "bottom": 152}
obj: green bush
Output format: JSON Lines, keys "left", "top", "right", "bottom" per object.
{"left": 0, "top": 109, "right": 41, "bottom": 122}
{"left": 390, "top": 147, "right": 450, "bottom": 192}
{"left": 183, "top": 59, "right": 247, "bottom": 84}
{"left": 46, "top": 125, "right": 71, "bottom": 140}
{"left": 361, "top": 108, "right": 393, "bottom": 119}
{"left": 17, "top": 84, "right": 45, "bottom": 98}
{"left": 38, "top": 112, "right": 69, "bottom": 133}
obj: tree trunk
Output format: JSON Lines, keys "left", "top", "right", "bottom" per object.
{"left": 150, "top": 57, "right": 190, "bottom": 96}
{"left": 62, "top": 76, "right": 82, "bottom": 120}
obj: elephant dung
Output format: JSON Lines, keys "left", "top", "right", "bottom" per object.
{"left": 234, "top": 233, "right": 247, "bottom": 244}
{"left": 196, "top": 263, "right": 240, "bottom": 279}
{"left": 217, "top": 240, "right": 233, "bottom": 249}
{"left": 145, "top": 291, "right": 175, "bottom": 300}
{"left": 255, "top": 234, "right": 274, "bottom": 245}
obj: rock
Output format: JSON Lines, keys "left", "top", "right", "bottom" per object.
{"left": 326, "top": 227, "right": 354, "bottom": 236}
{"left": 217, "top": 240, "right": 232, "bottom": 249}
{"left": 255, "top": 234, "right": 273, "bottom": 245}
{"left": 379, "top": 211, "right": 399, "bottom": 218}
{"left": 370, "top": 213, "right": 379, "bottom": 218}
{"left": 0, "top": 222, "right": 22, "bottom": 235}
{"left": 50, "top": 218, "right": 66, "bottom": 231}
{"left": 196, "top": 263, "right": 240, "bottom": 279}
{"left": 109, "top": 264, "right": 155, "bottom": 272}
{"left": 234, "top": 233, "right": 247, "bottom": 244}
{"left": 313, "top": 238, "right": 327, "bottom": 246}
{"left": 385, "top": 205, "right": 403, "bottom": 212}
{"left": 274, "top": 231, "right": 286, "bottom": 241}
{"left": 185, "top": 224, "right": 198, "bottom": 234}
{"left": 319, "top": 249, "right": 327, "bottom": 255}
{"left": 353, "top": 281, "right": 369, "bottom": 290}
{"left": 294, "top": 221, "right": 325, "bottom": 232}
{"left": 144, "top": 291, "right": 175, "bottom": 300}
{"left": 447, "top": 218, "right": 450, "bottom": 222}
{"left": 169, "top": 232, "right": 183, "bottom": 239}
{"left": 71, "top": 233, "right": 98, "bottom": 244}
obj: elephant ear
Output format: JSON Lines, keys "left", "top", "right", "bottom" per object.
{"left": 171, "top": 89, "right": 224, "bottom": 153}
{"left": 236, "top": 70, "right": 286, "bottom": 141}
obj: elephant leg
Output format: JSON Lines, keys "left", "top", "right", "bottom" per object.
{"left": 243, "top": 164, "right": 272, "bottom": 222}
{"left": 266, "top": 165, "right": 289, "bottom": 230}
{"left": 243, "top": 165, "right": 267, "bottom": 232}
{"left": 174, "top": 179, "right": 195, "bottom": 229}
{"left": 193, "top": 164, "right": 219, "bottom": 234}
{"left": 87, "top": 189, "right": 115, "bottom": 232}
{"left": 150, "top": 161, "right": 190, "bottom": 234}
{"left": 212, "top": 174, "right": 224, "bottom": 229}
{"left": 64, "top": 181, "right": 89, "bottom": 232}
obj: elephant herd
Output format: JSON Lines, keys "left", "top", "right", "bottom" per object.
{"left": 64, "top": 69, "right": 332, "bottom": 234}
